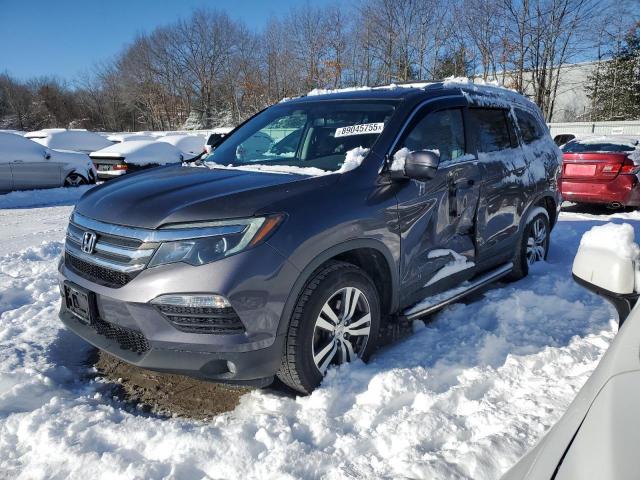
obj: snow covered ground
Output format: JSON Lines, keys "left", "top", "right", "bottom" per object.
{"left": 0, "top": 188, "right": 638, "bottom": 479}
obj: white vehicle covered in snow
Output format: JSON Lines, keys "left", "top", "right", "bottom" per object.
{"left": 25, "top": 129, "right": 113, "bottom": 154}
{"left": 0, "top": 132, "right": 96, "bottom": 192}
{"left": 105, "top": 133, "right": 156, "bottom": 144}
{"left": 89, "top": 139, "right": 185, "bottom": 180}
{"left": 503, "top": 223, "right": 640, "bottom": 480}
{"left": 157, "top": 133, "right": 206, "bottom": 158}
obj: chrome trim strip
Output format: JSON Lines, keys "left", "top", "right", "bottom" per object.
{"left": 93, "top": 241, "right": 155, "bottom": 260}
{"left": 65, "top": 235, "right": 153, "bottom": 260}
{"left": 65, "top": 242, "right": 146, "bottom": 273}
{"left": 71, "top": 212, "right": 247, "bottom": 242}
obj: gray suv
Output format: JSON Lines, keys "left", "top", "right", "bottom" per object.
{"left": 58, "top": 83, "right": 561, "bottom": 394}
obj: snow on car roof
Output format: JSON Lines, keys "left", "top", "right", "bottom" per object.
{"left": 573, "top": 135, "right": 639, "bottom": 147}
{"left": 90, "top": 139, "right": 183, "bottom": 166}
{"left": 25, "top": 129, "right": 113, "bottom": 152}
{"left": 0, "top": 131, "right": 47, "bottom": 158}
{"left": 157, "top": 134, "right": 206, "bottom": 157}
{"left": 106, "top": 133, "right": 156, "bottom": 143}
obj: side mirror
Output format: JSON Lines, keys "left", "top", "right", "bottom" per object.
{"left": 390, "top": 149, "right": 439, "bottom": 181}
{"left": 572, "top": 225, "right": 639, "bottom": 325}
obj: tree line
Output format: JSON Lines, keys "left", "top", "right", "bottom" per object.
{"left": 0, "top": 0, "right": 637, "bottom": 132}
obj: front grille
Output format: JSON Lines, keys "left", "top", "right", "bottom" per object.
{"left": 155, "top": 305, "right": 246, "bottom": 335}
{"left": 64, "top": 215, "right": 156, "bottom": 288}
{"left": 66, "top": 253, "right": 134, "bottom": 287}
{"left": 93, "top": 317, "right": 150, "bottom": 354}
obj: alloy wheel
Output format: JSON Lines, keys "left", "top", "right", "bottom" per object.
{"left": 65, "top": 174, "right": 85, "bottom": 187}
{"left": 311, "top": 286, "right": 371, "bottom": 374}
{"left": 526, "top": 217, "right": 547, "bottom": 265}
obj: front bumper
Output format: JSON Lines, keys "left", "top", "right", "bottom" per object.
{"left": 58, "top": 242, "right": 299, "bottom": 384}
{"left": 560, "top": 175, "right": 640, "bottom": 206}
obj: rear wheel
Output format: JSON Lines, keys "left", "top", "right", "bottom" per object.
{"left": 64, "top": 173, "right": 87, "bottom": 187}
{"left": 277, "top": 261, "right": 380, "bottom": 394}
{"left": 508, "top": 210, "right": 550, "bottom": 280}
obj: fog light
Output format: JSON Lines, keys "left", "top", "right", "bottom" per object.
{"left": 150, "top": 294, "right": 231, "bottom": 309}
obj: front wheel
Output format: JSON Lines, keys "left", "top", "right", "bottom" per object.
{"left": 277, "top": 261, "right": 381, "bottom": 394}
{"left": 64, "top": 173, "right": 88, "bottom": 187}
{"left": 508, "top": 209, "right": 550, "bottom": 280}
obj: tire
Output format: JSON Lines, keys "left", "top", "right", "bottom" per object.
{"left": 507, "top": 209, "right": 550, "bottom": 281}
{"left": 276, "top": 261, "right": 381, "bottom": 394}
{"left": 64, "top": 173, "right": 88, "bottom": 187}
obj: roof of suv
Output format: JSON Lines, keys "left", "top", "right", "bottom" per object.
{"left": 283, "top": 79, "right": 537, "bottom": 113}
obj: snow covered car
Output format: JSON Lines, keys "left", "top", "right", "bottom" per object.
{"left": 25, "top": 129, "right": 113, "bottom": 154}
{"left": 89, "top": 140, "right": 184, "bottom": 180}
{"left": 0, "top": 132, "right": 96, "bottom": 192}
{"left": 157, "top": 134, "right": 206, "bottom": 158}
{"left": 503, "top": 223, "right": 640, "bottom": 480}
{"left": 204, "top": 127, "right": 233, "bottom": 153}
{"left": 105, "top": 133, "right": 156, "bottom": 144}
{"left": 58, "top": 81, "right": 561, "bottom": 394}
{"left": 560, "top": 136, "right": 640, "bottom": 208}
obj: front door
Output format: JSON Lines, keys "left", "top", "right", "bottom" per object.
{"left": 393, "top": 100, "right": 482, "bottom": 307}
{"left": 11, "top": 155, "right": 61, "bottom": 190}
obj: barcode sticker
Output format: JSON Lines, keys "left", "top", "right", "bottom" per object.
{"left": 334, "top": 123, "right": 384, "bottom": 138}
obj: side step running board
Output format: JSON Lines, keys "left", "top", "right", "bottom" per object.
{"left": 402, "top": 262, "right": 514, "bottom": 321}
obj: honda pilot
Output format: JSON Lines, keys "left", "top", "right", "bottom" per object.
{"left": 59, "top": 82, "right": 562, "bottom": 394}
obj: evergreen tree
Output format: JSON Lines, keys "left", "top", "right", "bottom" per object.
{"left": 586, "top": 22, "right": 640, "bottom": 121}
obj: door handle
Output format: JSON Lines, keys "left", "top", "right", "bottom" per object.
{"left": 12, "top": 160, "right": 23, "bottom": 163}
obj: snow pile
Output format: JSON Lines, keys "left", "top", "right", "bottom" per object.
{"left": 25, "top": 129, "right": 112, "bottom": 153}
{"left": 0, "top": 194, "right": 633, "bottom": 479}
{"left": 306, "top": 82, "right": 433, "bottom": 98}
{"left": 391, "top": 147, "right": 411, "bottom": 172}
{"left": 579, "top": 223, "right": 640, "bottom": 260}
{"left": 338, "top": 146, "right": 369, "bottom": 173}
{"left": 0, "top": 185, "right": 93, "bottom": 209}
{"left": 426, "top": 249, "right": 476, "bottom": 286}
{"left": 197, "top": 161, "right": 331, "bottom": 176}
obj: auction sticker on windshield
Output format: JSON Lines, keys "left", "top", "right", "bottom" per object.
{"left": 334, "top": 122, "right": 384, "bottom": 137}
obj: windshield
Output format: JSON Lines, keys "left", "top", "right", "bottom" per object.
{"left": 205, "top": 101, "right": 396, "bottom": 171}
{"left": 562, "top": 141, "right": 636, "bottom": 153}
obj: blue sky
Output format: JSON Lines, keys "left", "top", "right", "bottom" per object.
{"left": 0, "top": 0, "right": 331, "bottom": 82}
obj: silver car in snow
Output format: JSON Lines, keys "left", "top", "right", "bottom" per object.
{"left": 0, "top": 132, "right": 96, "bottom": 192}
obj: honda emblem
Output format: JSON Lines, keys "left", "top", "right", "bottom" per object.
{"left": 81, "top": 231, "right": 97, "bottom": 254}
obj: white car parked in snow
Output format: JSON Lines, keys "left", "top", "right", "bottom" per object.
{"left": 0, "top": 132, "right": 96, "bottom": 192}
{"left": 503, "top": 223, "right": 640, "bottom": 480}
{"left": 105, "top": 133, "right": 156, "bottom": 144}
{"left": 157, "top": 134, "right": 206, "bottom": 158}
{"left": 89, "top": 140, "right": 185, "bottom": 180}
{"left": 25, "top": 129, "right": 113, "bottom": 154}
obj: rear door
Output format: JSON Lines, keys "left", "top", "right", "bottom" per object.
{"left": 469, "top": 108, "right": 528, "bottom": 265}
{"left": 393, "top": 99, "right": 483, "bottom": 306}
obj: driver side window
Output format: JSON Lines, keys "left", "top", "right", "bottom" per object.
{"left": 398, "top": 108, "right": 466, "bottom": 163}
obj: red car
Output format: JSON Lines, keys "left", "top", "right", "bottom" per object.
{"left": 560, "top": 136, "right": 640, "bottom": 208}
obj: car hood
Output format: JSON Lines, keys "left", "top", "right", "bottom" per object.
{"left": 75, "top": 165, "right": 338, "bottom": 228}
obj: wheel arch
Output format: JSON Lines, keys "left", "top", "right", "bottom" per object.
{"left": 276, "top": 239, "right": 399, "bottom": 336}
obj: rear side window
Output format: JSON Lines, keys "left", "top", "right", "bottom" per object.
{"left": 468, "top": 108, "right": 513, "bottom": 153}
{"left": 397, "top": 108, "right": 466, "bottom": 163}
{"left": 515, "top": 109, "right": 546, "bottom": 144}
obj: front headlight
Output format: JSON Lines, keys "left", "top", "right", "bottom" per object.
{"left": 147, "top": 214, "right": 284, "bottom": 268}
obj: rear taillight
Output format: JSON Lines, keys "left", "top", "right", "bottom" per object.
{"left": 113, "top": 164, "right": 128, "bottom": 171}
{"left": 620, "top": 158, "right": 640, "bottom": 175}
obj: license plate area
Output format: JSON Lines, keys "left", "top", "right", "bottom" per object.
{"left": 63, "top": 282, "right": 95, "bottom": 325}
{"left": 565, "top": 164, "right": 596, "bottom": 176}
{"left": 98, "top": 165, "right": 112, "bottom": 171}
